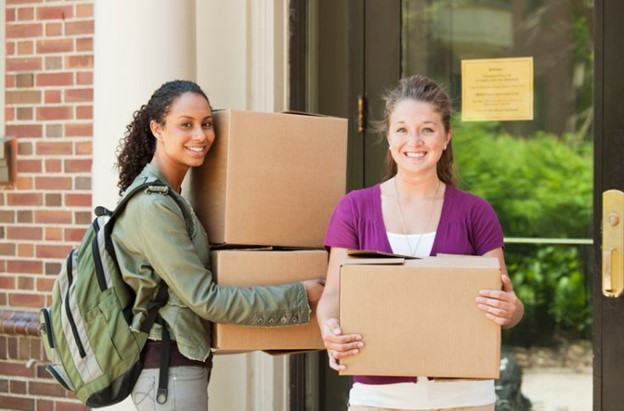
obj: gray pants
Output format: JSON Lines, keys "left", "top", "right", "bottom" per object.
{"left": 132, "top": 366, "right": 211, "bottom": 411}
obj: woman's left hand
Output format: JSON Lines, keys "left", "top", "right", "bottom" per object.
{"left": 476, "top": 274, "right": 521, "bottom": 328}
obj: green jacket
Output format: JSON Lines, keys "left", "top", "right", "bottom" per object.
{"left": 113, "top": 164, "right": 310, "bottom": 361}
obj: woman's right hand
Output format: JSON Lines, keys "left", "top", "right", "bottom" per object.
{"left": 302, "top": 278, "right": 325, "bottom": 308}
{"left": 322, "top": 318, "right": 363, "bottom": 371}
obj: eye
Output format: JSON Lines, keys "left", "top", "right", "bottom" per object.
{"left": 422, "top": 127, "right": 435, "bottom": 134}
{"left": 202, "top": 121, "right": 213, "bottom": 129}
{"left": 181, "top": 122, "right": 192, "bottom": 128}
{"left": 395, "top": 127, "right": 407, "bottom": 134}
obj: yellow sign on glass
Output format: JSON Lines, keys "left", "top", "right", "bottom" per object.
{"left": 461, "top": 57, "right": 533, "bottom": 122}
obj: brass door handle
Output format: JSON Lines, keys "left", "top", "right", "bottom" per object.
{"left": 602, "top": 190, "right": 624, "bottom": 297}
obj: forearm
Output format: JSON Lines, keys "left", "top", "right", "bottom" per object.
{"left": 317, "top": 290, "right": 340, "bottom": 329}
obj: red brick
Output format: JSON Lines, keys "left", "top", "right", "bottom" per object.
{"left": 0, "top": 362, "right": 35, "bottom": 378}
{"left": 65, "top": 20, "right": 94, "bottom": 36}
{"left": 75, "top": 211, "right": 92, "bottom": 225}
{"left": 15, "top": 177, "right": 34, "bottom": 190}
{"left": 76, "top": 71, "right": 93, "bottom": 85}
{"left": 6, "top": 42, "right": 16, "bottom": 56}
{"left": 17, "top": 40, "right": 34, "bottom": 55}
{"left": 37, "top": 6, "right": 74, "bottom": 20}
{"left": 45, "top": 193, "right": 62, "bottom": 207}
{"left": 6, "top": 23, "right": 43, "bottom": 38}
{"left": 7, "top": 227, "right": 42, "bottom": 241}
{"left": 6, "top": 90, "right": 42, "bottom": 104}
{"left": 17, "top": 141, "right": 33, "bottom": 156}
{"left": 36, "top": 72, "right": 73, "bottom": 86}
{"left": 18, "top": 243, "right": 34, "bottom": 258}
{"left": 35, "top": 177, "right": 73, "bottom": 190}
{"left": 46, "top": 124, "right": 63, "bottom": 138}
{"left": 45, "top": 89, "right": 62, "bottom": 103}
{"left": 16, "top": 107, "right": 33, "bottom": 120}
{"left": 6, "top": 57, "right": 42, "bottom": 71}
{"left": 6, "top": 8, "right": 16, "bottom": 21}
{"left": 45, "top": 22, "right": 63, "bottom": 37}
{"left": 35, "top": 399, "right": 55, "bottom": 411}
{"left": 64, "top": 227, "right": 87, "bottom": 242}
{"left": 36, "top": 106, "right": 73, "bottom": 120}
{"left": 65, "top": 88, "right": 93, "bottom": 102}
{"left": 17, "top": 210, "right": 33, "bottom": 223}
{"left": 0, "top": 276, "right": 16, "bottom": 289}
{"left": 75, "top": 141, "right": 92, "bottom": 155}
{"left": 37, "top": 277, "right": 56, "bottom": 293}
{"left": 76, "top": 105, "right": 93, "bottom": 119}
{"left": 15, "top": 73, "right": 34, "bottom": 87}
{"left": 7, "top": 0, "right": 44, "bottom": 4}
{"left": 17, "top": 7, "right": 34, "bottom": 21}
{"left": 17, "top": 276, "right": 34, "bottom": 290}
{"left": 7, "top": 193, "right": 43, "bottom": 207}
{"left": 64, "top": 159, "right": 91, "bottom": 173}
{"left": 0, "top": 395, "right": 34, "bottom": 411}
{"left": 0, "top": 243, "right": 16, "bottom": 256}
{"left": 37, "top": 38, "right": 73, "bottom": 54}
{"left": 9, "top": 379, "right": 27, "bottom": 394}
{"left": 76, "top": 37, "right": 93, "bottom": 52}
{"left": 5, "top": 124, "right": 43, "bottom": 138}
{"left": 36, "top": 244, "right": 71, "bottom": 259}
{"left": 0, "top": 210, "right": 16, "bottom": 224}
{"left": 65, "top": 193, "right": 91, "bottom": 207}
{"left": 8, "top": 293, "right": 46, "bottom": 308}
{"left": 65, "top": 123, "right": 92, "bottom": 137}
{"left": 7, "top": 260, "right": 43, "bottom": 274}
{"left": 30, "top": 381, "right": 67, "bottom": 397}
{"left": 66, "top": 55, "right": 93, "bottom": 69}
{"left": 17, "top": 159, "right": 42, "bottom": 173}
{"left": 36, "top": 142, "right": 72, "bottom": 156}
{"left": 45, "top": 227, "right": 63, "bottom": 241}
{"left": 76, "top": 4, "right": 94, "bottom": 18}
{"left": 45, "top": 159, "right": 62, "bottom": 173}
{"left": 34, "top": 210, "right": 72, "bottom": 224}
{"left": 44, "top": 56, "right": 63, "bottom": 70}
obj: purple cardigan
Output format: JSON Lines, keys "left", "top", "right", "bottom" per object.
{"left": 324, "top": 183, "right": 504, "bottom": 384}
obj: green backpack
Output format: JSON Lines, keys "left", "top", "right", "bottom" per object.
{"left": 39, "top": 177, "right": 185, "bottom": 407}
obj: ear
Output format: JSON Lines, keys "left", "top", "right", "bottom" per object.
{"left": 445, "top": 130, "right": 452, "bottom": 149}
{"left": 150, "top": 120, "right": 163, "bottom": 141}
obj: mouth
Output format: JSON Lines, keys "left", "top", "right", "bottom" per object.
{"left": 404, "top": 151, "right": 426, "bottom": 158}
{"left": 185, "top": 146, "right": 207, "bottom": 155}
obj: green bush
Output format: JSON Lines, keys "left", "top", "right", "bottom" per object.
{"left": 453, "top": 119, "right": 593, "bottom": 345}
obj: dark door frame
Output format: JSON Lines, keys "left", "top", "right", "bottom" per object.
{"left": 593, "top": 0, "right": 624, "bottom": 410}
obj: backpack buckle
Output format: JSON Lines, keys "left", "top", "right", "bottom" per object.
{"left": 156, "top": 388, "right": 168, "bottom": 404}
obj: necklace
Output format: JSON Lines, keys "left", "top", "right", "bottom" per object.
{"left": 393, "top": 177, "right": 442, "bottom": 257}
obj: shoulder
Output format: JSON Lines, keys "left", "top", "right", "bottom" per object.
{"left": 446, "top": 185, "right": 495, "bottom": 212}
{"left": 338, "top": 184, "right": 380, "bottom": 209}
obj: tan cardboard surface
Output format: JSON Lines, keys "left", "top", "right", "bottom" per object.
{"left": 211, "top": 249, "right": 327, "bottom": 351}
{"left": 339, "top": 256, "right": 502, "bottom": 379}
{"left": 189, "top": 110, "right": 348, "bottom": 248}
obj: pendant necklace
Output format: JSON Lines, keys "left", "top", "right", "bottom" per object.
{"left": 394, "top": 177, "right": 442, "bottom": 257}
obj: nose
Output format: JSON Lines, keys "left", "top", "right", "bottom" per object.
{"left": 406, "top": 131, "right": 423, "bottom": 145}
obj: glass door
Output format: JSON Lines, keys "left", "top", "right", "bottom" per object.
{"left": 401, "top": 1, "right": 594, "bottom": 409}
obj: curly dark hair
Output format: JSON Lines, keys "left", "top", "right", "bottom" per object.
{"left": 115, "top": 80, "right": 210, "bottom": 194}
{"left": 377, "top": 74, "right": 458, "bottom": 186}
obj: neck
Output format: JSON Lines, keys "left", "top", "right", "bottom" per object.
{"left": 393, "top": 173, "right": 442, "bottom": 200}
{"left": 149, "top": 157, "right": 187, "bottom": 193}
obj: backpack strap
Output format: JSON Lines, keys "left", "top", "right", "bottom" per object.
{"left": 105, "top": 177, "right": 191, "bottom": 406}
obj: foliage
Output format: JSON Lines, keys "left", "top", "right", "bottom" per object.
{"left": 453, "top": 119, "right": 593, "bottom": 345}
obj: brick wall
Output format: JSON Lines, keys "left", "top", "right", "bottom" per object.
{"left": 1, "top": 1, "right": 94, "bottom": 409}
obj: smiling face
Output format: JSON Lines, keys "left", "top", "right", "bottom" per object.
{"left": 387, "top": 98, "right": 451, "bottom": 178}
{"left": 150, "top": 91, "right": 215, "bottom": 181}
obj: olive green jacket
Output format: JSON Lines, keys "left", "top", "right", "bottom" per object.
{"left": 113, "top": 164, "right": 310, "bottom": 361}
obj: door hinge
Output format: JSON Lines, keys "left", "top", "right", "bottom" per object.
{"left": 357, "top": 95, "right": 367, "bottom": 133}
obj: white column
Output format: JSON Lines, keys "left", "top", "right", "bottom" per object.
{"left": 93, "top": 1, "right": 195, "bottom": 407}
{"left": 92, "top": 0, "right": 196, "bottom": 210}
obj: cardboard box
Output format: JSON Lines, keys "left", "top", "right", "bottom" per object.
{"left": 339, "top": 256, "right": 502, "bottom": 379}
{"left": 211, "top": 249, "right": 328, "bottom": 351}
{"left": 189, "top": 110, "right": 348, "bottom": 248}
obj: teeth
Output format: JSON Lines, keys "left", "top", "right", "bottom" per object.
{"left": 187, "top": 146, "right": 204, "bottom": 153}
{"left": 405, "top": 152, "right": 425, "bottom": 158}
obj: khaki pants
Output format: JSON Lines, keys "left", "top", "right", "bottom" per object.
{"left": 132, "top": 366, "right": 211, "bottom": 411}
{"left": 348, "top": 404, "right": 495, "bottom": 411}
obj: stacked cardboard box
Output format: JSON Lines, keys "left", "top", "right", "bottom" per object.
{"left": 339, "top": 254, "right": 502, "bottom": 379}
{"left": 188, "top": 110, "right": 348, "bottom": 352}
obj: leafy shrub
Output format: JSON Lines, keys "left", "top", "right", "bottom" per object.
{"left": 453, "top": 119, "right": 593, "bottom": 345}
